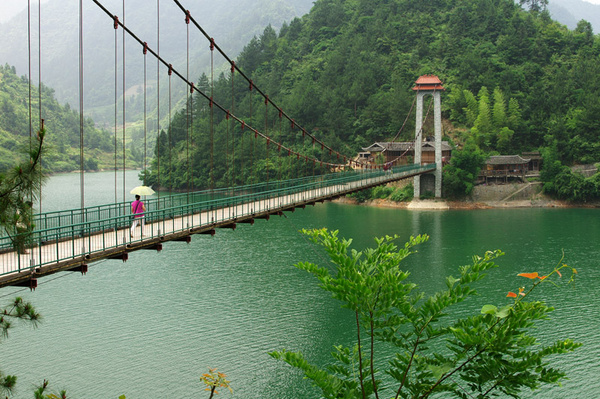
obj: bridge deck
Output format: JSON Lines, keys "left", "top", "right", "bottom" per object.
{"left": 0, "top": 165, "right": 435, "bottom": 288}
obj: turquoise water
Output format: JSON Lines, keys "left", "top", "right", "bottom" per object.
{"left": 0, "top": 172, "right": 598, "bottom": 398}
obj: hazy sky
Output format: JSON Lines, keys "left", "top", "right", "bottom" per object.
{"left": 0, "top": 0, "right": 50, "bottom": 23}
{"left": 2, "top": 0, "right": 600, "bottom": 23}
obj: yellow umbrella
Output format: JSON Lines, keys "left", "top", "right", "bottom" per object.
{"left": 130, "top": 186, "right": 155, "bottom": 196}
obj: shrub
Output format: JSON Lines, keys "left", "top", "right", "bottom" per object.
{"left": 371, "top": 185, "right": 394, "bottom": 199}
{"left": 347, "top": 188, "right": 373, "bottom": 203}
{"left": 271, "top": 229, "right": 580, "bottom": 399}
{"left": 389, "top": 183, "right": 413, "bottom": 202}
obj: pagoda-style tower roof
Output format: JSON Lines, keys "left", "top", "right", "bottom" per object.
{"left": 412, "top": 75, "right": 445, "bottom": 91}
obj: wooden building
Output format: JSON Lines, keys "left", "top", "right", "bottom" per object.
{"left": 521, "top": 151, "right": 542, "bottom": 173}
{"left": 361, "top": 141, "right": 452, "bottom": 166}
{"left": 480, "top": 155, "right": 530, "bottom": 183}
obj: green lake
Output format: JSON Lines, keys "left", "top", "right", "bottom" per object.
{"left": 0, "top": 171, "right": 598, "bottom": 398}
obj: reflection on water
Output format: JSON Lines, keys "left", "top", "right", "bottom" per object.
{"left": 1, "top": 172, "right": 598, "bottom": 398}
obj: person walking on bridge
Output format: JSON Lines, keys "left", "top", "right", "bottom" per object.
{"left": 130, "top": 194, "right": 146, "bottom": 238}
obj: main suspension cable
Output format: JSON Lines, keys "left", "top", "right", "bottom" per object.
{"left": 92, "top": 0, "right": 354, "bottom": 170}
{"left": 170, "top": 0, "right": 356, "bottom": 167}
{"left": 383, "top": 89, "right": 436, "bottom": 166}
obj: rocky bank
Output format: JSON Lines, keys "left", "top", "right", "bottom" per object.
{"left": 337, "top": 182, "right": 600, "bottom": 209}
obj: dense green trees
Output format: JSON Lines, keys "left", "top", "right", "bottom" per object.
{"left": 443, "top": 140, "right": 486, "bottom": 198}
{"left": 539, "top": 143, "right": 600, "bottom": 202}
{"left": 449, "top": 86, "right": 523, "bottom": 154}
{"left": 148, "top": 0, "right": 599, "bottom": 196}
{"left": 0, "top": 64, "right": 115, "bottom": 173}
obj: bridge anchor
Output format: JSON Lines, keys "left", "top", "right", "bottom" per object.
{"left": 109, "top": 253, "right": 128, "bottom": 262}
{"left": 65, "top": 264, "right": 88, "bottom": 275}
{"left": 10, "top": 278, "right": 37, "bottom": 291}
{"left": 219, "top": 223, "right": 237, "bottom": 230}
{"left": 141, "top": 243, "right": 163, "bottom": 252}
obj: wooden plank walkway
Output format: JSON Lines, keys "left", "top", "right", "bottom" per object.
{"left": 0, "top": 166, "right": 433, "bottom": 288}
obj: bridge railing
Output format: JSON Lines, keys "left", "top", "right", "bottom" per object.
{"left": 23, "top": 170, "right": 372, "bottom": 237}
{"left": 0, "top": 164, "right": 434, "bottom": 276}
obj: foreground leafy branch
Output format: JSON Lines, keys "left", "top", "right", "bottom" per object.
{"left": 270, "top": 229, "right": 580, "bottom": 399}
{"left": 0, "top": 126, "right": 46, "bottom": 252}
{"left": 200, "top": 368, "right": 233, "bottom": 398}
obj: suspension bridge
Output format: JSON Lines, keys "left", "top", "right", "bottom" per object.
{"left": 0, "top": 0, "right": 444, "bottom": 289}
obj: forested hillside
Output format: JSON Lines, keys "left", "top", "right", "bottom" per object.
{"left": 0, "top": 64, "right": 116, "bottom": 172}
{"left": 147, "top": 0, "right": 600, "bottom": 195}
{"left": 0, "top": 0, "right": 314, "bottom": 126}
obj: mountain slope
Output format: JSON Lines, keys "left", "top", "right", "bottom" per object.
{"left": 145, "top": 0, "right": 600, "bottom": 190}
{"left": 549, "top": 0, "right": 600, "bottom": 31}
{"left": 0, "top": 0, "right": 314, "bottom": 125}
{"left": 0, "top": 64, "right": 115, "bottom": 172}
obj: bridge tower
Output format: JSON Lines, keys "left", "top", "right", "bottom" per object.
{"left": 412, "top": 75, "right": 445, "bottom": 198}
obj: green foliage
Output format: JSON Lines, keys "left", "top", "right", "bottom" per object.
{"left": 550, "top": 168, "right": 600, "bottom": 202}
{"left": 539, "top": 142, "right": 600, "bottom": 201}
{"left": 145, "top": 0, "right": 600, "bottom": 192}
{"left": 540, "top": 142, "right": 564, "bottom": 193}
{"left": 492, "top": 87, "right": 507, "bottom": 130}
{"left": 33, "top": 380, "right": 67, "bottom": 399}
{"left": 460, "top": 86, "right": 523, "bottom": 153}
{"left": 0, "top": 64, "right": 115, "bottom": 173}
{"left": 442, "top": 140, "right": 486, "bottom": 198}
{"left": 420, "top": 190, "right": 435, "bottom": 200}
{"left": 519, "top": 0, "right": 549, "bottom": 12}
{"left": 389, "top": 183, "right": 413, "bottom": 202}
{"left": 200, "top": 368, "right": 233, "bottom": 398}
{"left": 347, "top": 188, "right": 373, "bottom": 203}
{"left": 371, "top": 185, "right": 394, "bottom": 199}
{"left": 347, "top": 184, "right": 415, "bottom": 203}
{"left": 270, "top": 229, "right": 580, "bottom": 399}
{"left": 0, "top": 127, "right": 46, "bottom": 251}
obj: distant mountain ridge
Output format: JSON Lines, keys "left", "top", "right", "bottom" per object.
{"left": 0, "top": 0, "right": 314, "bottom": 125}
{"left": 549, "top": 0, "right": 600, "bottom": 31}
{"left": 2, "top": 0, "right": 597, "bottom": 127}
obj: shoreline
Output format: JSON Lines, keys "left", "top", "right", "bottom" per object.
{"left": 334, "top": 197, "right": 600, "bottom": 210}
{"left": 335, "top": 181, "right": 600, "bottom": 209}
